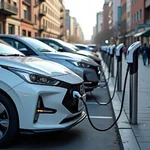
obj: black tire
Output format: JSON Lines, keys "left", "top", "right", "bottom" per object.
{"left": 0, "top": 93, "right": 19, "bottom": 148}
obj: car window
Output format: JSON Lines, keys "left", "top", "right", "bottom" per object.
{"left": 1, "top": 37, "right": 37, "bottom": 56}
{"left": 44, "top": 41, "right": 61, "bottom": 51}
{"left": 76, "top": 45, "right": 87, "bottom": 50}
{"left": 0, "top": 43, "right": 24, "bottom": 56}
{"left": 21, "top": 37, "right": 57, "bottom": 52}
{"left": 52, "top": 39, "right": 77, "bottom": 52}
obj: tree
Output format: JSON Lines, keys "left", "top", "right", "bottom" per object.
{"left": 67, "top": 35, "right": 83, "bottom": 43}
{"left": 94, "top": 29, "right": 113, "bottom": 45}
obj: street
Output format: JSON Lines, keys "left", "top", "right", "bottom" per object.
{"left": 7, "top": 85, "right": 121, "bottom": 150}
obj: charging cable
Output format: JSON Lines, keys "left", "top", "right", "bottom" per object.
{"left": 91, "top": 62, "right": 119, "bottom": 105}
{"left": 75, "top": 65, "right": 130, "bottom": 131}
{"left": 98, "top": 56, "right": 112, "bottom": 88}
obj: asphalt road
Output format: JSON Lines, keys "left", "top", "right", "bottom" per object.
{"left": 7, "top": 85, "right": 121, "bottom": 150}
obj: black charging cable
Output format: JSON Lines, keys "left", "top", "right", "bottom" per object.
{"left": 78, "top": 65, "right": 130, "bottom": 131}
{"left": 98, "top": 55, "right": 112, "bottom": 88}
{"left": 91, "top": 61, "right": 119, "bottom": 105}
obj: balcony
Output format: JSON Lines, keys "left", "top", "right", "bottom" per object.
{"left": 39, "top": 25, "right": 47, "bottom": 31}
{"left": 39, "top": 9, "right": 46, "bottom": 16}
{"left": 0, "top": 1, "right": 18, "bottom": 15}
{"left": 22, "top": 0, "right": 31, "bottom": 6}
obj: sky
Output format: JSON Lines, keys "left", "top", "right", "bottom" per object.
{"left": 63, "top": 0, "right": 105, "bottom": 40}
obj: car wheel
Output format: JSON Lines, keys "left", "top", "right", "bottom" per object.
{"left": 0, "top": 93, "right": 19, "bottom": 148}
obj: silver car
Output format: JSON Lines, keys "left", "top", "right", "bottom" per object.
{"left": 0, "top": 35, "right": 100, "bottom": 91}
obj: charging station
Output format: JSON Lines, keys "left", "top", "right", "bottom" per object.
{"left": 127, "top": 41, "right": 141, "bottom": 124}
{"left": 116, "top": 43, "right": 124, "bottom": 91}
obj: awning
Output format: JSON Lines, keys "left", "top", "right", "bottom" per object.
{"left": 134, "top": 29, "right": 150, "bottom": 37}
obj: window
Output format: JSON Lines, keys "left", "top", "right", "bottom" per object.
{"left": 24, "top": 10, "right": 28, "bottom": 20}
{"left": 140, "top": 9, "right": 142, "bottom": 20}
{"left": 13, "top": 2, "right": 17, "bottom": 6}
{"left": 22, "top": 30, "right": 26, "bottom": 36}
{"left": 8, "top": 24, "right": 15, "bottom": 34}
{"left": 28, "top": 31, "right": 31, "bottom": 37}
{"left": 44, "top": 41, "right": 61, "bottom": 51}
{"left": 34, "top": 14, "right": 37, "bottom": 23}
{"left": 128, "top": 12, "right": 130, "bottom": 18}
{"left": 137, "top": 11, "right": 139, "bottom": 21}
{"left": 35, "top": 32, "right": 37, "bottom": 37}
{"left": 1, "top": 38, "right": 26, "bottom": 51}
{"left": 0, "top": 22, "right": 3, "bottom": 34}
{"left": 18, "top": 26, "right": 20, "bottom": 35}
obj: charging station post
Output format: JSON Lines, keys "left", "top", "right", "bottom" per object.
{"left": 127, "top": 41, "right": 141, "bottom": 124}
{"left": 110, "top": 45, "right": 116, "bottom": 77}
{"left": 106, "top": 45, "right": 110, "bottom": 68}
{"left": 116, "top": 43, "right": 124, "bottom": 91}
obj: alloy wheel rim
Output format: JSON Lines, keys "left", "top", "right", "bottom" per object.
{"left": 0, "top": 102, "right": 9, "bottom": 139}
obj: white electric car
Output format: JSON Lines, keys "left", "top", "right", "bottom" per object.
{"left": 0, "top": 42, "right": 86, "bottom": 147}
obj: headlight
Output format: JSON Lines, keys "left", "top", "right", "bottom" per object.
{"left": 8, "top": 67, "right": 60, "bottom": 86}
{"left": 69, "top": 61, "right": 90, "bottom": 68}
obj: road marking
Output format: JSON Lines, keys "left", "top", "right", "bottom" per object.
{"left": 86, "top": 102, "right": 106, "bottom": 105}
{"left": 86, "top": 116, "right": 112, "bottom": 119}
{"left": 86, "top": 102, "right": 99, "bottom": 105}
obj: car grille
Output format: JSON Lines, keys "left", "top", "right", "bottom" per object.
{"left": 61, "top": 83, "right": 85, "bottom": 114}
{"left": 89, "top": 65, "right": 100, "bottom": 79}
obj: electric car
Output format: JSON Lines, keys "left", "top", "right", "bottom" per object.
{"left": 35, "top": 37, "right": 101, "bottom": 65}
{"left": 0, "top": 42, "right": 86, "bottom": 147}
{"left": 74, "top": 44, "right": 93, "bottom": 51}
{"left": 0, "top": 35, "right": 100, "bottom": 91}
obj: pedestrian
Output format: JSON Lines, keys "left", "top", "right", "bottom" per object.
{"left": 147, "top": 45, "right": 150, "bottom": 65}
{"left": 141, "top": 43, "right": 149, "bottom": 66}
{"left": 123, "top": 46, "right": 128, "bottom": 59}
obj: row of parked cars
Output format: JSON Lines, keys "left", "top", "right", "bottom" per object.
{"left": 0, "top": 34, "right": 101, "bottom": 147}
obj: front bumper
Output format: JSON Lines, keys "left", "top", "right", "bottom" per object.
{"left": 20, "top": 111, "right": 86, "bottom": 134}
{"left": 72, "top": 66, "right": 100, "bottom": 91}
{"left": 8, "top": 81, "right": 86, "bottom": 131}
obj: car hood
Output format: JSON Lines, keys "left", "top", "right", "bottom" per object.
{"left": 0, "top": 56, "right": 83, "bottom": 83}
{"left": 77, "top": 50, "right": 100, "bottom": 61}
{"left": 44, "top": 52, "right": 99, "bottom": 66}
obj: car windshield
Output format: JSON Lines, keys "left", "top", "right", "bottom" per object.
{"left": 53, "top": 39, "right": 77, "bottom": 52}
{"left": 89, "top": 45, "right": 96, "bottom": 49}
{"left": 0, "top": 43, "right": 25, "bottom": 56}
{"left": 66, "top": 43, "right": 80, "bottom": 51}
{"left": 21, "top": 37, "right": 57, "bottom": 53}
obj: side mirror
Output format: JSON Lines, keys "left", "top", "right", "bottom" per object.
{"left": 58, "top": 48, "right": 64, "bottom": 52}
{"left": 19, "top": 48, "right": 28, "bottom": 51}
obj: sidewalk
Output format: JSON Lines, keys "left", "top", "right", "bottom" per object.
{"left": 102, "top": 54, "right": 150, "bottom": 150}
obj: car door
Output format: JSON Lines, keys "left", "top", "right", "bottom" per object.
{"left": 0, "top": 37, "right": 37, "bottom": 56}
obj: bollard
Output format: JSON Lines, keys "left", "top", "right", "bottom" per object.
{"left": 116, "top": 43, "right": 124, "bottom": 91}
{"left": 127, "top": 41, "right": 141, "bottom": 124}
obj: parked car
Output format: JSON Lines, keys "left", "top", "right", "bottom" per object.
{"left": 35, "top": 37, "right": 101, "bottom": 65}
{"left": 0, "top": 35, "right": 100, "bottom": 91}
{"left": 88, "top": 44, "right": 99, "bottom": 52}
{"left": 74, "top": 44, "right": 93, "bottom": 51}
{"left": 0, "top": 41, "right": 86, "bottom": 147}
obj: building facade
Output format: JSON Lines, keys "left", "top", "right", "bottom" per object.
{"left": 102, "top": 1, "right": 109, "bottom": 31}
{"left": 96, "top": 11, "right": 103, "bottom": 33}
{"left": 0, "top": 0, "right": 66, "bottom": 39}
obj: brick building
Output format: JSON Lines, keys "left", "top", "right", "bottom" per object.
{"left": 0, "top": 0, "right": 65, "bottom": 39}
